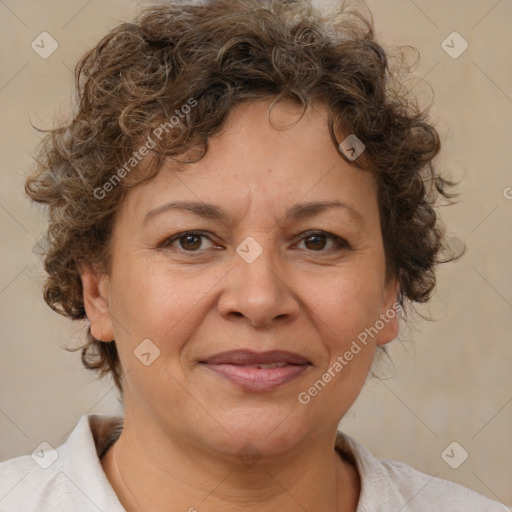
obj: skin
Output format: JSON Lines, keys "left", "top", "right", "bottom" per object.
{"left": 81, "top": 98, "right": 399, "bottom": 512}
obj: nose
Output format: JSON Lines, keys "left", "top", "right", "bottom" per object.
{"left": 216, "top": 241, "right": 299, "bottom": 327}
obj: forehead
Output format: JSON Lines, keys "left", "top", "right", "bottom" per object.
{"left": 119, "top": 99, "right": 379, "bottom": 226}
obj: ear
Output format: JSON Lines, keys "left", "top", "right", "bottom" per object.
{"left": 79, "top": 263, "right": 115, "bottom": 342}
{"left": 375, "top": 277, "right": 401, "bottom": 347}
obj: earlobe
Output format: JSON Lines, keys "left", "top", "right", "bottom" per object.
{"left": 376, "top": 278, "right": 401, "bottom": 347}
{"left": 79, "top": 264, "right": 115, "bottom": 342}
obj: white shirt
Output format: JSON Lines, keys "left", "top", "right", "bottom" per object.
{"left": 0, "top": 414, "right": 508, "bottom": 511}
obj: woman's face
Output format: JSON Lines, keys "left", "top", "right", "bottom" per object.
{"left": 84, "top": 99, "right": 399, "bottom": 457}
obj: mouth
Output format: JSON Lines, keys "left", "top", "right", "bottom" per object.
{"left": 199, "top": 350, "right": 312, "bottom": 392}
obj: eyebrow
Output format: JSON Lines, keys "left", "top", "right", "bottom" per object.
{"left": 144, "top": 199, "right": 364, "bottom": 226}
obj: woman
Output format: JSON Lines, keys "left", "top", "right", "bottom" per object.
{"left": 0, "top": 0, "right": 507, "bottom": 510}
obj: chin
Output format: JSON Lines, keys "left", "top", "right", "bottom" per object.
{"left": 198, "top": 409, "right": 313, "bottom": 459}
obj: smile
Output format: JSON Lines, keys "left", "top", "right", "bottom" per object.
{"left": 200, "top": 350, "right": 312, "bottom": 392}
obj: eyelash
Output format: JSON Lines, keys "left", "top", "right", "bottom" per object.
{"left": 158, "top": 230, "right": 351, "bottom": 254}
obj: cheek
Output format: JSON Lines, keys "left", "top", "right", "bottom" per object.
{"left": 108, "top": 265, "right": 208, "bottom": 397}
{"left": 109, "top": 259, "right": 221, "bottom": 355}
{"left": 291, "top": 272, "right": 385, "bottom": 419}
{"left": 308, "top": 266, "right": 385, "bottom": 339}
{"left": 303, "top": 266, "right": 387, "bottom": 398}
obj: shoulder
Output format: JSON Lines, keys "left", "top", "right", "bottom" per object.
{"left": 0, "top": 446, "right": 72, "bottom": 511}
{"left": 375, "top": 458, "right": 508, "bottom": 511}
{"left": 0, "top": 415, "right": 124, "bottom": 512}
{"left": 336, "top": 432, "right": 509, "bottom": 512}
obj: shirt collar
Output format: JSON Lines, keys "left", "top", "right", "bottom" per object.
{"left": 61, "top": 414, "right": 124, "bottom": 512}
{"left": 64, "top": 414, "right": 396, "bottom": 512}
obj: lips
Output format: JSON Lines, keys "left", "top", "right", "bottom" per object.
{"left": 203, "top": 349, "right": 311, "bottom": 366}
{"left": 200, "top": 350, "right": 311, "bottom": 392}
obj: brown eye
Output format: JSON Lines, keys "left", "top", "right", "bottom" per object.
{"left": 304, "top": 234, "right": 327, "bottom": 250}
{"left": 160, "top": 231, "right": 215, "bottom": 252}
{"left": 296, "top": 231, "right": 350, "bottom": 252}
{"left": 178, "top": 234, "right": 203, "bottom": 251}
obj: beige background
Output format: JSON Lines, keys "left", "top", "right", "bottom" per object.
{"left": 0, "top": 0, "right": 511, "bottom": 507}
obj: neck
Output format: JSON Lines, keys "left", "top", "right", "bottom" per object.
{"left": 101, "top": 419, "right": 360, "bottom": 512}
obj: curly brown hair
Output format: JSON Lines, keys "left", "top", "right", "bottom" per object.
{"left": 25, "top": 0, "right": 454, "bottom": 394}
